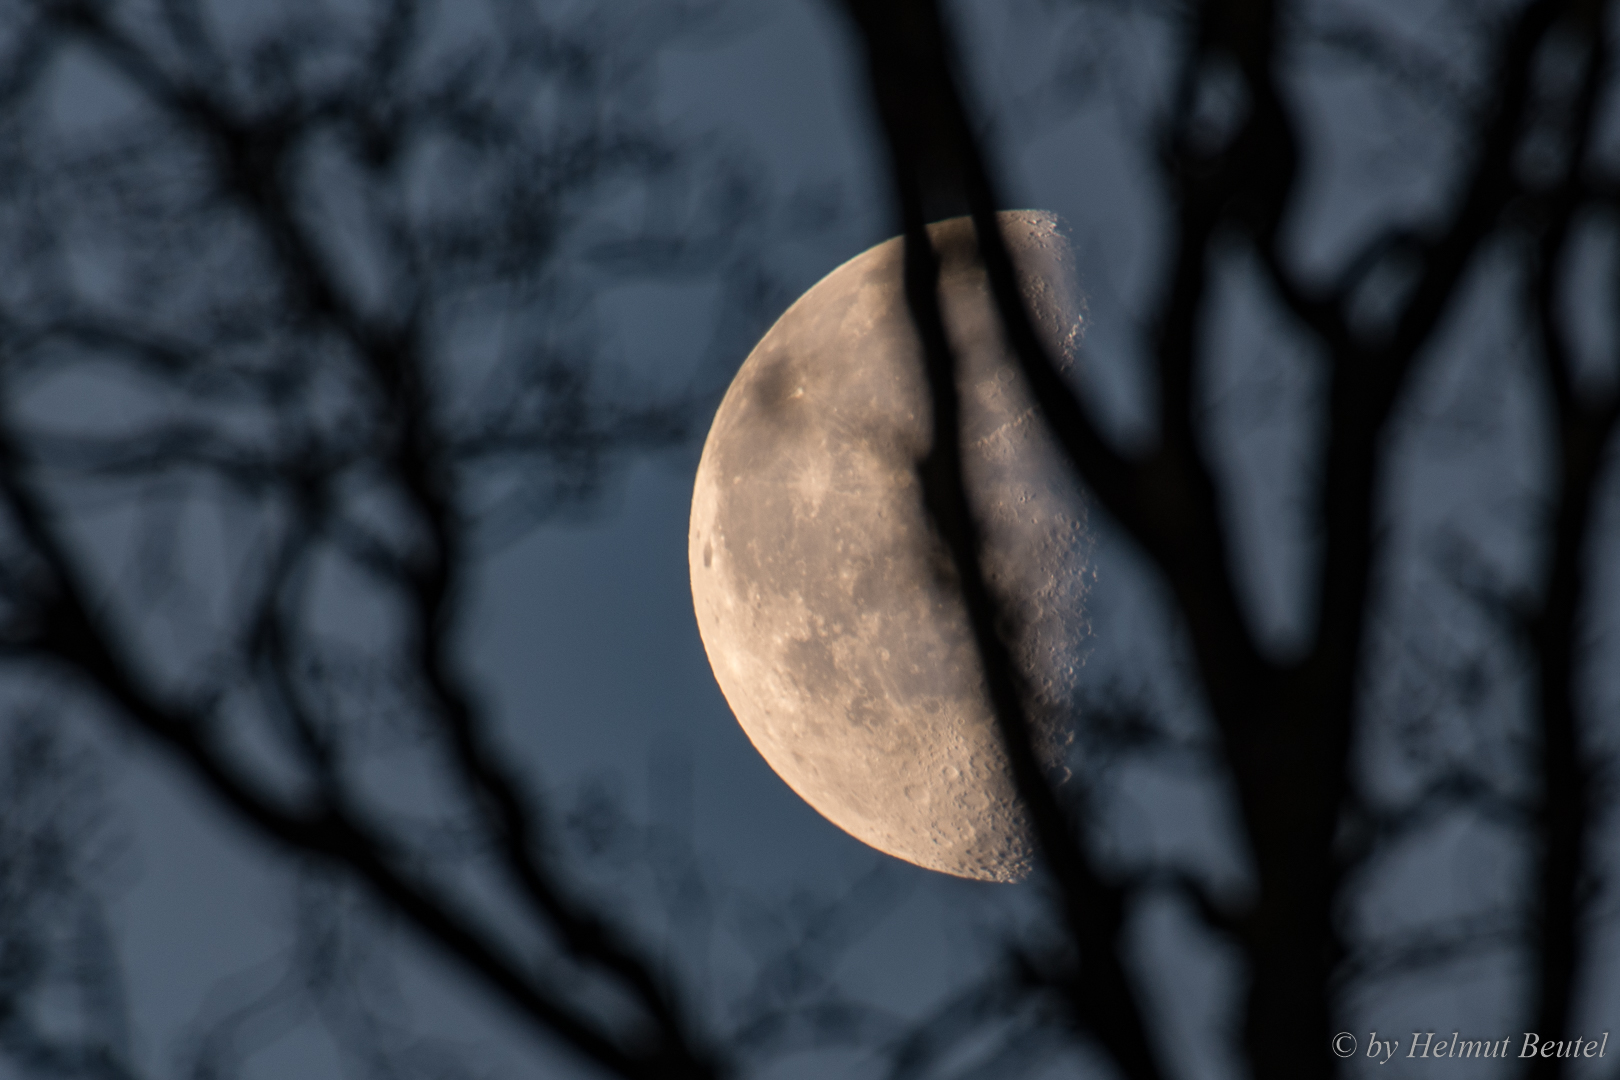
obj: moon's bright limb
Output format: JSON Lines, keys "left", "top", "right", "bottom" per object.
{"left": 689, "top": 212, "right": 1088, "bottom": 882}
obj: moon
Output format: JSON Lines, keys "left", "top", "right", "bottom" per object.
{"left": 688, "top": 211, "right": 1088, "bottom": 882}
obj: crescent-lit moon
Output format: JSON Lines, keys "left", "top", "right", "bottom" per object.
{"left": 689, "top": 211, "right": 1088, "bottom": 882}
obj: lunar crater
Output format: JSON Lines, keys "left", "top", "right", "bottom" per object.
{"left": 690, "top": 211, "right": 1089, "bottom": 883}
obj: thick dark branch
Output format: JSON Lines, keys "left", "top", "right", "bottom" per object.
{"left": 902, "top": 212, "right": 1166, "bottom": 1080}
{"left": 1512, "top": 11, "right": 1618, "bottom": 1077}
{"left": 829, "top": 8, "right": 1129, "bottom": 517}
{"left": 838, "top": 6, "right": 1170, "bottom": 1079}
{"left": 0, "top": 405, "right": 715, "bottom": 1080}
{"left": 1256, "top": 0, "right": 1575, "bottom": 740}
{"left": 842, "top": 0, "right": 1274, "bottom": 759}
{"left": 30, "top": 8, "right": 717, "bottom": 1070}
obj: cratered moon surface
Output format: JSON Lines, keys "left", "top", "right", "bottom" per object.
{"left": 689, "top": 211, "right": 1088, "bottom": 882}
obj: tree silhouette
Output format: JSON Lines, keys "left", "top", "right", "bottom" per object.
{"left": 2, "top": 0, "right": 1618, "bottom": 1079}
{"left": 838, "top": 0, "right": 1620, "bottom": 1078}
{"left": 0, "top": 1, "right": 770, "bottom": 1077}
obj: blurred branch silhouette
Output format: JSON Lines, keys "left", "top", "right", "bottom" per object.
{"left": 3, "top": 0, "right": 1620, "bottom": 1079}
{"left": 0, "top": 714, "right": 140, "bottom": 1080}
{"left": 0, "top": 0, "right": 792, "bottom": 1077}
{"left": 839, "top": 0, "right": 1620, "bottom": 1078}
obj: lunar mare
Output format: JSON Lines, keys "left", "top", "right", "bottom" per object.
{"left": 689, "top": 212, "right": 1088, "bottom": 882}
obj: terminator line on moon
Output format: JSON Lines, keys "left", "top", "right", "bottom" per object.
{"left": 688, "top": 212, "right": 1089, "bottom": 882}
